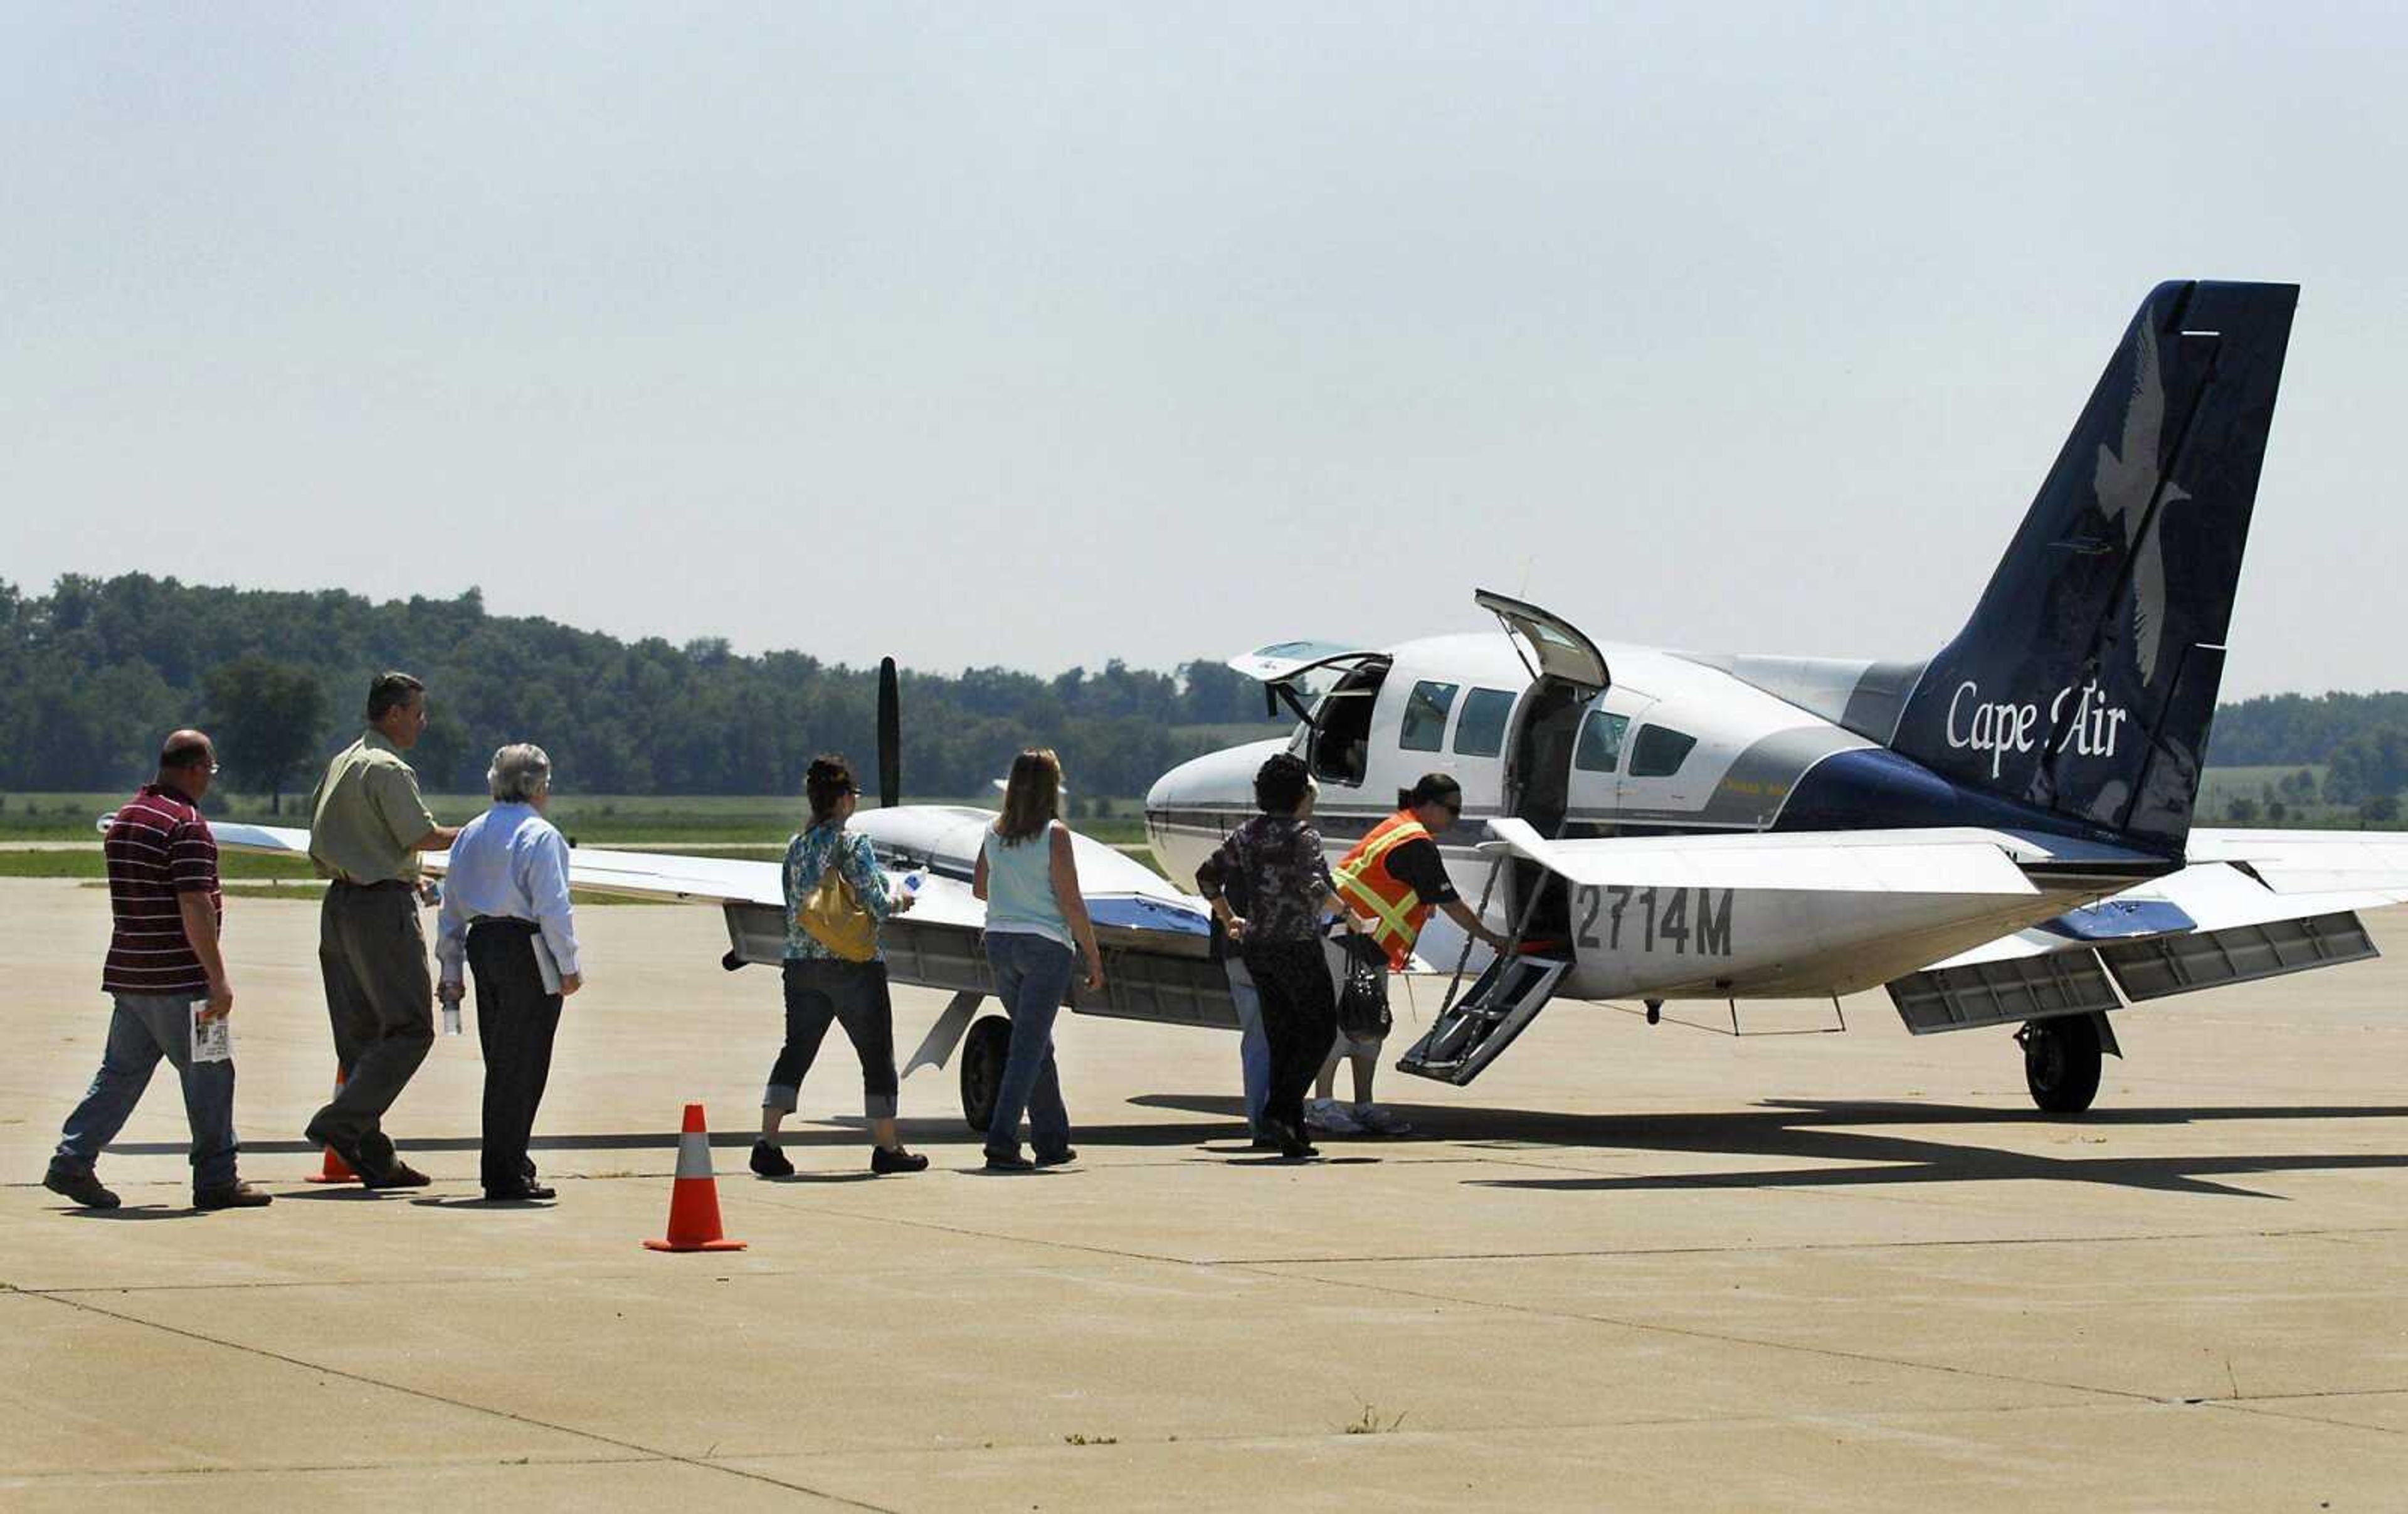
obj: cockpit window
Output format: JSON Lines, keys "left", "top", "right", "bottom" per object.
{"left": 1452, "top": 688, "right": 1516, "bottom": 758}
{"left": 1573, "top": 709, "right": 1628, "bottom": 773}
{"left": 1400, "top": 680, "right": 1459, "bottom": 753}
{"left": 1630, "top": 725, "right": 1697, "bottom": 777}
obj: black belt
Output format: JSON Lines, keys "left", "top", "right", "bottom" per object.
{"left": 331, "top": 878, "right": 416, "bottom": 893}
{"left": 469, "top": 916, "right": 539, "bottom": 934}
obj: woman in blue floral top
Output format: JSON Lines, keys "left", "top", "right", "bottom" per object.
{"left": 751, "top": 754, "right": 927, "bottom": 1177}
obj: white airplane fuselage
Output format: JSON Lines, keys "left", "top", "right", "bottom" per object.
{"left": 1145, "top": 630, "right": 2116, "bottom": 1002}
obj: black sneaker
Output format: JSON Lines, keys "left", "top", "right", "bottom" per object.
{"left": 983, "top": 1149, "right": 1034, "bottom": 1172}
{"left": 870, "top": 1145, "right": 929, "bottom": 1175}
{"left": 1280, "top": 1138, "right": 1322, "bottom": 1161}
{"left": 750, "top": 1140, "right": 795, "bottom": 1178}
{"left": 1035, "top": 1147, "right": 1078, "bottom": 1168}
{"left": 44, "top": 1168, "right": 120, "bottom": 1210}
{"left": 194, "top": 1180, "right": 273, "bottom": 1210}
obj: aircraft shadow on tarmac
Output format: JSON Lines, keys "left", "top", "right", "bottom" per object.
{"left": 98, "top": 1097, "right": 2408, "bottom": 1200}
{"left": 1136, "top": 1094, "right": 2408, "bottom": 1200}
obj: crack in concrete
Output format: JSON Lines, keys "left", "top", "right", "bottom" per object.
{"left": 19, "top": 1291, "right": 900, "bottom": 1512}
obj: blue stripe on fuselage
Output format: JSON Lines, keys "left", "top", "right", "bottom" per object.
{"left": 1772, "top": 746, "right": 2149, "bottom": 850}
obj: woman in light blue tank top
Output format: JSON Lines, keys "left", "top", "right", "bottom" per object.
{"left": 973, "top": 749, "right": 1105, "bottom": 1172}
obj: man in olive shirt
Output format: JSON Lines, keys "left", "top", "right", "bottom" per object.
{"left": 304, "top": 671, "right": 460, "bottom": 1187}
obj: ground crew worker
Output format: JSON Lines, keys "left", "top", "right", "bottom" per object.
{"left": 1319, "top": 773, "right": 1513, "bottom": 1133}
{"left": 1334, "top": 773, "right": 1512, "bottom": 971}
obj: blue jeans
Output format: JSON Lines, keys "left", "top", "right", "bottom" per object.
{"left": 983, "top": 932, "right": 1074, "bottom": 1159}
{"left": 53, "top": 993, "right": 238, "bottom": 1193}
{"left": 1225, "top": 957, "right": 1270, "bottom": 1131}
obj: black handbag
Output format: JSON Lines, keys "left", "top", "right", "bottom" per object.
{"left": 1334, "top": 932, "right": 1392, "bottom": 1040}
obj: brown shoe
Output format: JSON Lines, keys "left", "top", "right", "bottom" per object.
{"left": 194, "top": 1180, "right": 273, "bottom": 1210}
{"left": 361, "top": 1160, "right": 431, "bottom": 1190}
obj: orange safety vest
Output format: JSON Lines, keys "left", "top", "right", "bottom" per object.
{"left": 1334, "top": 812, "right": 1435, "bottom": 971}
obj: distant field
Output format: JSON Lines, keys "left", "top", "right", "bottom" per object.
{"left": 12, "top": 766, "right": 2391, "bottom": 849}
{"left": 0, "top": 790, "right": 1151, "bottom": 846}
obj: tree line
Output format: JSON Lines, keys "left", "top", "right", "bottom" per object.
{"left": 0, "top": 575, "right": 1279, "bottom": 803}
{"left": 3, "top": 574, "right": 2402, "bottom": 810}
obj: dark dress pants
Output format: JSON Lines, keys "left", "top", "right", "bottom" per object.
{"left": 310, "top": 881, "right": 434, "bottom": 1171}
{"left": 467, "top": 921, "right": 564, "bottom": 1194}
{"left": 1240, "top": 938, "right": 1339, "bottom": 1141}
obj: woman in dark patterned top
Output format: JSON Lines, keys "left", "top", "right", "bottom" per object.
{"left": 1195, "top": 753, "right": 1361, "bottom": 1160}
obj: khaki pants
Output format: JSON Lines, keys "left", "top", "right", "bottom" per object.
{"left": 307, "top": 881, "right": 433, "bottom": 1171}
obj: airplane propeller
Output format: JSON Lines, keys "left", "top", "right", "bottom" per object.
{"left": 877, "top": 656, "right": 901, "bottom": 809}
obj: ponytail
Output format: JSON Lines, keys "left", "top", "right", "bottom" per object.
{"left": 1398, "top": 772, "right": 1462, "bottom": 812}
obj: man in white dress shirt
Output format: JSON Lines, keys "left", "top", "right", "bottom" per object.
{"left": 436, "top": 744, "right": 582, "bottom": 1202}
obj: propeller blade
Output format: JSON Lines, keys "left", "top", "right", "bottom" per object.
{"left": 877, "top": 656, "right": 901, "bottom": 809}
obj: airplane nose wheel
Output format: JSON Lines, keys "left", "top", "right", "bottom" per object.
{"left": 2018, "top": 1015, "right": 2103, "bottom": 1114}
{"left": 960, "top": 1015, "right": 1013, "bottom": 1133}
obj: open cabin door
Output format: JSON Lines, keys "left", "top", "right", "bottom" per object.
{"left": 1476, "top": 590, "right": 1611, "bottom": 693}
{"left": 1223, "top": 640, "right": 1391, "bottom": 790}
{"left": 1477, "top": 591, "right": 1611, "bottom": 948}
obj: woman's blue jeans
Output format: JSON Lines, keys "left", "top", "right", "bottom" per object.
{"left": 983, "top": 932, "right": 1074, "bottom": 1159}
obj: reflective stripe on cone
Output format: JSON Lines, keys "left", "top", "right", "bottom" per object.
{"left": 643, "top": 1102, "right": 747, "bottom": 1253}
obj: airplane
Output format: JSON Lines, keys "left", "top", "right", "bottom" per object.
{"left": 182, "top": 279, "right": 2406, "bottom": 1133}
{"left": 1145, "top": 278, "right": 2408, "bottom": 1111}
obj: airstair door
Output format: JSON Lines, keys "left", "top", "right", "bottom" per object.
{"left": 1395, "top": 952, "right": 1571, "bottom": 1086}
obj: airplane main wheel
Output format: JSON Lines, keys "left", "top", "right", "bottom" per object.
{"left": 961, "top": 1015, "right": 1013, "bottom": 1133}
{"left": 2020, "top": 1015, "right": 2103, "bottom": 1114}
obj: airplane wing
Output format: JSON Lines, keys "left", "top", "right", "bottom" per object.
{"left": 1479, "top": 817, "right": 2053, "bottom": 897}
{"left": 1888, "top": 829, "right": 2405, "bottom": 1032}
{"left": 198, "top": 814, "right": 1239, "bottom": 1045}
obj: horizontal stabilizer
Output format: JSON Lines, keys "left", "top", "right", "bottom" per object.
{"left": 2185, "top": 828, "right": 2408, "bottom": 899}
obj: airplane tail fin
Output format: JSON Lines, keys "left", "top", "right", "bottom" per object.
{"left": 1888, "top": 281, "right": 2298, "bottom": 853}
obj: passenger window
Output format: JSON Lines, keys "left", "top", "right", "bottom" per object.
{"left": 1399, "top": 680, "right": 1459, "bottom": 753}
{"left": 1630, "top": 726, "right": 1697, "bottom": 778}
{"left": 1573, "top": 709, "right": 1629, "bottom": 772}
{"left": 1452, "top": 688, "right": 1516, "bottom": 757}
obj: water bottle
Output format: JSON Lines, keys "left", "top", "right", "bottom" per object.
{"left": 441, "top": 1002, "right": 462, "bottom": 1036}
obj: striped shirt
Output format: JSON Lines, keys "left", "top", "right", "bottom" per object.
{"left": 102, "top": 784, "right": 222, "bottom": 997}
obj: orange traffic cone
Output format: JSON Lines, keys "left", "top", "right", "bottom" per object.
{"left": 306, "top": 1070, "right": 359, "bottom": 1183}
{"left": 642, "top": 1103, "right": 747, "bottom": 1253}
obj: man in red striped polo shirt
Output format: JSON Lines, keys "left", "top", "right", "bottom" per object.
{"left": 43, "top": 730, "right": 271, "bottom": 1212}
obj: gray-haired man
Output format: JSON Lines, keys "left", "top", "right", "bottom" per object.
{"left": 435, "top": 744, "right": 582, "bottom": 1202}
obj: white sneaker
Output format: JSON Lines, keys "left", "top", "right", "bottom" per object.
{"left": 1354, "top": 1103, "right": 1412, "bottom": 1136}
{"left": 1305, "top": 1098, "right": 1361, "bottom": 1134}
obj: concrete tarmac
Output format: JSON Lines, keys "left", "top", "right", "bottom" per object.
{"left": 3, "top": 877, "right": 2404, "bottom": 1510}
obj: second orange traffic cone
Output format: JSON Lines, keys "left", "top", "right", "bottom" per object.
{"left": 306, "top": 1070, "right": 359, "bottom": 1183}
{"left": 642, "top": 1103, "right": 747, "bottom": 1253}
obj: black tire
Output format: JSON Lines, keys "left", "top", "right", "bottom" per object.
{"left": 961, "top": 1015, "right": 1013, "bottom": 1133}
{"left": 2021, "top": 1015, "right": 2103, "bottom": 1114}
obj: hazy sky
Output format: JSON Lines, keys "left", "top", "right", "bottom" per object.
{"left": 6, "top": 3, "right": 2401, "bottom": 697}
